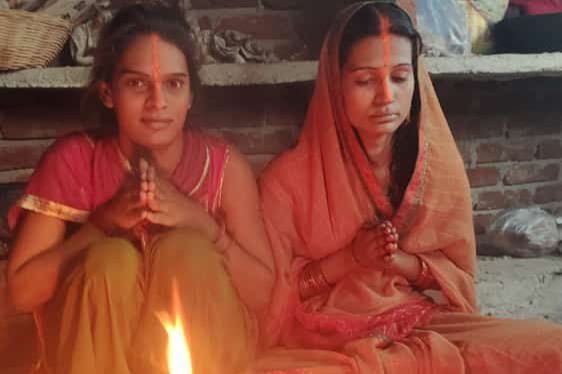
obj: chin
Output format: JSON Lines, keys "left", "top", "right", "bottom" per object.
{"left": 137, "top": 134, "right": 177, "bottom": 150}
{"left": 361, "top": 122, "right": 401, "bottom": 136}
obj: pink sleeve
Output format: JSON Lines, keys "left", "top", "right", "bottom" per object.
{"left": 8, "top": 134, "right": 94, "bottom": 230}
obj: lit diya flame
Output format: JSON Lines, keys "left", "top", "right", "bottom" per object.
{"left": 157, "top": 280, "right": 193, "bottom": 374}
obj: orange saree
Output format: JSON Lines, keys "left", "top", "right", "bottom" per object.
{"left": 256, "top": 2, "right": 562, "bottom": 373}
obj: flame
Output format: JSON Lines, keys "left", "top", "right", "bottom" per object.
{"left": 158, "top": 280, "right": 193, "bottom": 374}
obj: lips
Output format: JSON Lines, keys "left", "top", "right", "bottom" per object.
{"left": 141, "top": 118, "right": 173, "bottom": 130}
{"left": 369, "top": 113, "right": 399, "bottom": 123}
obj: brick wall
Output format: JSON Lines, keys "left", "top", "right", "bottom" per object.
{"left": 435, "top": 78, "right": 562, "bottom": 237}
{"left": 2, "top": 78, "right": 562, "bottom": 246}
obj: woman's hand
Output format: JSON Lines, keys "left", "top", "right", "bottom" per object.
{"left": 351, "top": 220, "right": 399, "bottom": 268}
{"left": 351, "top": 220, "right": 424, "bottom": 282}
{"left": 140, "top": 159, "right": 218, "bottom": 240}
{"left": 89, "top": 174, "right": 147, "bottom": 235}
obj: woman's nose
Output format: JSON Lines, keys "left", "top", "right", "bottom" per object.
{"left": 147, "top": 82, "right": 167, "bottom": 109}
{"left": 380, "top": 76, "right": 393, "bottom": 103}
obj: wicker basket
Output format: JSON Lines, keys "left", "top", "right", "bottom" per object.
{"left": 0, "top": 10, "right": 72, "bottom": 71}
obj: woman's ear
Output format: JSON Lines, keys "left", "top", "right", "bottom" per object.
{"left": 98, "top": 82, "right": 114, "bottom": 109}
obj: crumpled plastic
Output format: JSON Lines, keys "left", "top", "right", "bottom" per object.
{"left": 480, "top": 207, "right": 561, "bottom": 258}
{"left": 416, "top": 0, "right": 471, "bottom": 56}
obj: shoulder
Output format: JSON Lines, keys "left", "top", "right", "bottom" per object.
{"left": 224, "top": 145, "right": 253, "bottom": 179}
{"left": 187, "top": 129, "right": 228, "bottom": 151}
{"left": 259, "top": 147, "right": 303, "bottom": 195}
{"left": 44, "top": 132, "right": 96, "bottom": 164}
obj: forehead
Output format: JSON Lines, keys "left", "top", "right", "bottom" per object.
{"left": 344, "top": 34, "right": 412, "bottom": 68}
{"left": 116, "top": 33, "right": 189, "bottom": 75}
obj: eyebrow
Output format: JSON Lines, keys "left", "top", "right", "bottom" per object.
{"left": 117, "top": 68, "right": 189, "bottom": 78}
{"left": 348, "top": 63, "right": 412, "bottom": 72}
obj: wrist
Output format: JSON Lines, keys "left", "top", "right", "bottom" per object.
{"left": 413, "top": 256, "right": 435, "bottom": 289}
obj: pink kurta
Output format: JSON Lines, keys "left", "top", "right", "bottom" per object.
{"left": 9, "top": 129, "right": 229, "bottom": 229}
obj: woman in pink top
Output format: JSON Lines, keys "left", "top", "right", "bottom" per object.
{"left": 6, "top": 4, "right": 273, "bottom": 374}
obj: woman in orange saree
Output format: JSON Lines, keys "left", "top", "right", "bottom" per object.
{"left": 257, "top": 2, "right": 562, "bottom": 373}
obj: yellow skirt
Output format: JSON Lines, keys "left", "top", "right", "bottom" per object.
{"left": 36, "top": 228, "right": 257, "bottom": 374}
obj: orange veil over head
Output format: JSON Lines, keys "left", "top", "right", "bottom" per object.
{"left": 259, "top": 1, "right": 477, "bottom": 349}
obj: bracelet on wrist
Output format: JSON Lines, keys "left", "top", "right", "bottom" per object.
{"left": 299, "top": 260, "right": 331, "bottom": 300}
{"left": 413, "top": 256, "right": 435, "bottom": 290}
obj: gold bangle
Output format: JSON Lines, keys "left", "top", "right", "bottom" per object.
{"left": 414, "top": 256, "right": 433, "bottom": 289}
{"left": 299, "top": 261, "right": 331, "bottom": 300}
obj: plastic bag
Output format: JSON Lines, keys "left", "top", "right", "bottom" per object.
{"left": 416, "top": 0, "right": 471, "bottom": 56}
{"left": 480, "top": 208, "right": 560, "bottom": 258}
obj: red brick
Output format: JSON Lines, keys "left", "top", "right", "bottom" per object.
{"left": 0, "top": 169, "right": 32, "bottom": 184}
{"left": 473, "top": 213, "right": 495, "bottom": 235}
{"left": 191, "top": 0, "right": 258, "bottom": 9}
{"left": 1, "top": 107, "right": 89, "bottom": 140}
{"left": 503, "top": 163, "right": 560, "bottom": 186}
{"left": 0, "top": 140, "right": 53, "bottom": 171}
{"left": 537, "top": 140, "right": 562, "bottom": 159}
{"left": 215, "top": 14, "right": 294, "bottom": 39}
{"left": 111, "top": 0, "right": 179, "bottom": 7}
{"left": 456, "top": 141, "right": 473, "bottom": 165}
{"left": 476, "top": 140, "right": 536, "bottom": 164}
{"left": 266, "top": 83, "right": 310, "bottom": 127}
{"left": 0, "top": 91, "right": 43, "bottom": 108}
{"left": 434, "top": 82, "right": 480, "bottom": 114}
{"left": 210, "top": 126, "right": 297, "bottom": 155}
{"left": 448, "top": 114, "right": 505, "bottom": 141}
{"left": 467, "top": 167, "right": 500, "bottom": 188}
{"left": 191, "top": 87, "right": 267, "bottom": 128}
{"left": 507, "top": 112, "right": 562, "bottom": 137}
{"left": 262, "top": 126, "right": 299, "bottom": 153}
{"left": 262, "top": 0, "right": 303, "bottom": 10}
{"left": 534, "top": 183, "right": 562, "bottom": 204}
{"left": 474, "top": 189, "right": 532, "bottom": 211}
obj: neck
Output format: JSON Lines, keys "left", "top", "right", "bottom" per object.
{"left": 360, "top": 133, "right": 394, "bottom": 169}
{"left": 119, "top": 136, "right": 184, "bottom": 178}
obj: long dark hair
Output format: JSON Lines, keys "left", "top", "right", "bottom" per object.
{"left": 81, "top": 3, "right": 200, "bottom": 130}
{"left": 339, "top": 1, "right": 422, "bottom": 209}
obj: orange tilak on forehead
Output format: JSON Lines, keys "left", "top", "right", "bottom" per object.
{"left": 379, "top": 14, "right": 392, "bottom": 102}
{"left": 151, "top": 34, "right": 162, "bottom": 81}
{"left": 150, "top": 34, "right": 163, "bottom": 105}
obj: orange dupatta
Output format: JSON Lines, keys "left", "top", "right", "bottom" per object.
{"left": 259, "top": 1, "right": 477, "bottom": 350}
